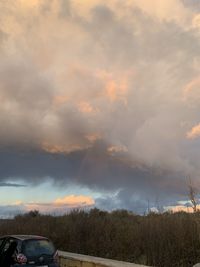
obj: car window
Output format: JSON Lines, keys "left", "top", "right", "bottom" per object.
{"left": 2, "top": 238, "right": 18, "bottom": 253}
{"left": 0, "top": 239, "right": 4, "bottom": 247}
{"left": 0, "top": 238, "right": 6, "bottom": 255}
{"left": 22, "top": 239, "right": 55, "bottom": 257}
{"left": 2, "top": 239, "right": 11, "bottom": 252}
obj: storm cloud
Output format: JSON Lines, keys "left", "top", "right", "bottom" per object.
{"left": 1, "top": 0, "right": 200, "bottom": 211}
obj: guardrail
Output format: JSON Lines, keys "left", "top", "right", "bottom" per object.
{"left": 58, "top": 251, "right": 150, "bottom": 267}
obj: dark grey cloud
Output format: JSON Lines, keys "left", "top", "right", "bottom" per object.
{"left": 0, "top": 141, "right": 188, "bottom": 210}
{"left": 0, "top": 182, "right": 26, "bottom": 187}
{"left": 95, "top": 192, "right": 151, "bottom": 214}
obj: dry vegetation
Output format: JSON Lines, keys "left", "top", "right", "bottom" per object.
{"left": 1, "top": 209, "right": 200, "bottom": 267}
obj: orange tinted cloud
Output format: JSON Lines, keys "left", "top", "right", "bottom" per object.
{"left": 42, "top": 142, "right": 82, "bottom": 154}
{"left": 13, "top": 200, "right": 23, "bottom": 206}
{"left": 85, "top": 133, "right": 101, "bottom": 143}
{"left": 19, "top": 0, "right": 40, "bottom": 8}
{"left": 192, "top": 14, "right": 200, "bottom": 29}
{"left": 165, "top": 205, "right": 200, "bottom": 213}
{"left": 54, "top": 195, "right": 95, "bottom": 206}
{"left": 187, "top": 123, "right": 200, "bottom": 139}
{"left": 107, "top": 145, "right": 128, "bottom": 154}
{"left": 97, "top": 70, "right": 130, "bottom": 104}
{"left": 78, "top": 101, "right": 97, "bottom": 114}
{"left": 53, "top": 95, "right": 68, "bottom": 106}
{"left": 183, "top": 78, "right": 200, "bottom": 102}
{"left": 106, "top": 79, "right": 128, "bottom": 103}
{"left": 106, "top": 80, "right": 117, "bottom": 102}
{"left": 15, "top": 195, "right": 95, "bottom": 214}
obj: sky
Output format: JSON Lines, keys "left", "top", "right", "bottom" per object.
{"left": 1, "top": 0, "right": 200, "bottom": 217}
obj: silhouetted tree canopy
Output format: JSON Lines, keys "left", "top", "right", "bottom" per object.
{"left": 0, "top": 209, "right": 199, "bottom": 267}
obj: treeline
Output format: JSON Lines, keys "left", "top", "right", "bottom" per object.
{"left": 1, "top": 209, "right": 200, "bottom": 267}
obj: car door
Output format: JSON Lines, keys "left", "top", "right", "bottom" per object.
{"left": 0, "top": 237, "right": 21, "bottom": 266}
{"left": 1, "top": 237, "right": 20, "bottom": 256}
{"left": 2, "top": 237, "right": 14, "bottom": 252}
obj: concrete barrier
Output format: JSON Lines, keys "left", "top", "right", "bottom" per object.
{"left": 58, "top": 251, "right": 150, "bottom": 267}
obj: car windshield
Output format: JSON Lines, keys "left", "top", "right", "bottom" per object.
{"left": 22, "top": 239, "right": 55, "bottom": 257}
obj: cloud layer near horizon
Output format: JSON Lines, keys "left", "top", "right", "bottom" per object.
{"left": 0, "top": 194, "right": 95, "bottom": 218}
{"left": 1, "top": 0, "right": 200, "bottom": 211}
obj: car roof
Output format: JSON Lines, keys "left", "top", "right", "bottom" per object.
{"left": 0, "top": 235, "right": 48, "bottom": 241}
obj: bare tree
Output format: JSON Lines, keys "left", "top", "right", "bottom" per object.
{"left": 188, "top": 177, "right": 198, "bottom": 213}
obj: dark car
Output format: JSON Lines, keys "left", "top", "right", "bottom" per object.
{"left": 0, "top": 235, "right": 60, "bottom": 267}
